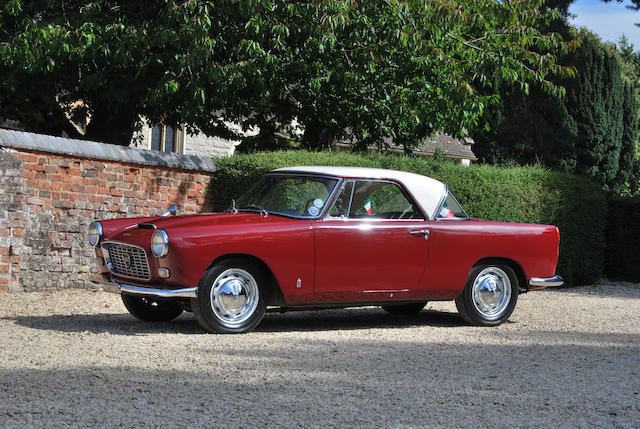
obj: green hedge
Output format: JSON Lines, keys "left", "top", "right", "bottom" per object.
{"left": 605, "top": 197, "right": 640, "bottom": 282}
{"left": 210, "top": 151, "right": 607, "bottom": 285}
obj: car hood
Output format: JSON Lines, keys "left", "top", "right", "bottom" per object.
{"left": 138, "top": 212, "right": 283, "bottom": 230}
{"left": 106, "top": 212, "right": 300, "bottom": 246}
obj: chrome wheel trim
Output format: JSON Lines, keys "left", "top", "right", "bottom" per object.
{"left": 471, "top": 266, "right": 512, "bottom": 321}
{"left": 210, "top": 268, "right": 259, "bottom": 328}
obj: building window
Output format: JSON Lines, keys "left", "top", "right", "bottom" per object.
{"left": 150, "top": 125, "right": 184, "bottom": 153}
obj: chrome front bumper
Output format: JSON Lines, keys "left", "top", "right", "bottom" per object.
{"left": 90, "top": 277, "right": 197, "bottom": 299}
{"left": 528, "top": 275, "right": 564, "bottom": 289}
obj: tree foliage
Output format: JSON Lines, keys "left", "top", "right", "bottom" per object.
{"left": 472, "top": 29, "right": 639, "bottom": 193}
{"left": 0, "top": 0, "right": 221, "bottom": 144}
{"left": 0, "top": 0, "right": 574, "bottom": 147}
{"left": 602, "top": 0, "right": 640, "bottom": 12}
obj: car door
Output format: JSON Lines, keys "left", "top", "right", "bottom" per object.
{"left": 312, "top": 179, "right": 431, "bottom": 303}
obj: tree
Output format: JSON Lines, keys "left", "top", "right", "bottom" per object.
{"left": 0, "top": 1, "right": 574, "bottom": 148}
{"left": 617, "top": 80, "right": 639, "bottom": 191}
{"left": 472, "top": 29, "right": 639, "bottom": 193}
{"left": 614, "top": 35, "right": 640, "bottom": 194}
{"left": 602, "top": 0, "right": 640, "bottom": 12}
{"left": 0, "top": 0, "right": 224, "bottom": 144}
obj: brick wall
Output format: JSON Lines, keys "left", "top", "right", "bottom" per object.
{"left": 0, "top": 149, "right": 24, "bottom": 291}
{"left": 0, "top": 129, "right": 216, "bottom": 292}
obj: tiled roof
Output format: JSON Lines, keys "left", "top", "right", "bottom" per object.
{"left": 412, "top": 132, "right": 477, "bottom": 160}
{"left": 340, "top": 131, "right": 477, "bottom": 160}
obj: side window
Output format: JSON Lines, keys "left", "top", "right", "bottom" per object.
{"left": 436, "top": 192, "right": 469, "bottom": 219}
{"left": 348, "top": 181, "right": 423, "bottom": 219}
{"left": 329, "top": 181, "right": 354, "bottom": 218}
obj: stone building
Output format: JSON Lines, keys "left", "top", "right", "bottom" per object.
{"left": 401, "top": 132, "right": 477, "bottom": 165}
{"left": 130, "top": 123, "right": 241, "bottom": 158}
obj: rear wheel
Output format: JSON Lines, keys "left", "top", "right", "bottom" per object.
{"left": 455, "top": 264, "right": 518, "bottom": 326}
{"left": 121, "top": 295, "right": 183, "bottom": 322}
{"left": 381, "top": 301, "right": 427, "bottom": 315}
{"left": 192, "top": 258, "right": 266, "bottom": 334}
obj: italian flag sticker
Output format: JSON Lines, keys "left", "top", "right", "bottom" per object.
{"left": 363, "top": 196, "right": 372, "bottom": 215}
{"left": 439, "top": 203, "right": 455, "bottom": 218}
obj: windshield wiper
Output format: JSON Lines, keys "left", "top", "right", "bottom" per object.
{"left": 238, "top": 203, "right": 269, "bottom": 216}
{"left": 239, "top": 203, "right": 264, "bottom": 210}
{"left": 229, "top": 199, "right": 238, "bottom": 214}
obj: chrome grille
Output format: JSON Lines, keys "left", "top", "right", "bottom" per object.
{"left": 103, "top": 243, "right": 151, "bottom": 280}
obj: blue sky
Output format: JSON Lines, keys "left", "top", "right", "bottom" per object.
{"left": 569, "top": 0, "right": 640, "bottom": 49}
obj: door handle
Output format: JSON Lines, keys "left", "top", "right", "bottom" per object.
{"left": 409, "top": 229, "right": 430, "bottom": 239}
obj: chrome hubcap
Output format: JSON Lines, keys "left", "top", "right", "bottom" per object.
{"left": 210, "top": 268, "right": 259, "bottom": 328}
{"left": 471, "top": 267, "right": 512, "bottom": 320}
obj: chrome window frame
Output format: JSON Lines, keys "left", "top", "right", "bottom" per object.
{"left": 324, "top": 178, "right": 427, "bottom": 221}
{"left": 325, "top": 179, "right": 354, "bottom": 219}
{"left": 434, "top": 185, "right": 471, "bottom": 221}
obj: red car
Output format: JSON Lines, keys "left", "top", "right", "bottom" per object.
{"left": 89, "top": 166, "right": 563, "bottom": 333}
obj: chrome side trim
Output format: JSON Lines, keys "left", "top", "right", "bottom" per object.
{"left": 529, "top": 275, "right": 564, "bottom": 288}
{"left": 90, "top": 279, "right": 197, "bottom": 298}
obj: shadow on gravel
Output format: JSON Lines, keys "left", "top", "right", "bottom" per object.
{"left": 0, "top": 313, "right": 204, "bottom": 335}
{"left": 544, "top": 283, "right": 640, "bottom": 299}
{"left": 3, "top": 307, "right": 465, "bottom": 335}
{"left": 257, "top": 308, "right": 464, "bottom": 332}
{"left": 1, "top": 336, "right": 639, "bottom": 427}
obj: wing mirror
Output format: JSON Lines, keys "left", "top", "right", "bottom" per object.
{"left": 162, "top": 205, "right": 177, "bottom": 217}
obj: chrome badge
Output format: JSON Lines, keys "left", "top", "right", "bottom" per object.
{"left": 122, "top": 252, "right": 132, "bottom": 269}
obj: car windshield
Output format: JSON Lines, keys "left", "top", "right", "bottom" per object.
{"left": 236, "top": 174, "right": 339, "bottom": 218}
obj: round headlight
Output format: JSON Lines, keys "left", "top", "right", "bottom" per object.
{"left": 151, "top": 230, "right": 169, "bottom": 258}
{"left": 88, "top": 222, "right": 103, "bottom": 247}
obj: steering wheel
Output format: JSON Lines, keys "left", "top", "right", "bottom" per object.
{"left": 398, "top": 205, "right": 414, "bottom": 219}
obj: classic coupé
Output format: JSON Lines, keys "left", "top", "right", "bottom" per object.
{"left": 89, "top": 166, "right": 563, "bottom": 333}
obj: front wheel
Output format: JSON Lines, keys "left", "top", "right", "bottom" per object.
{"left": 455, "top": 264, "right": 518, "bottom": 326}
{"left": 121, "top": 294, "right": 184, "bottom": 322}
{"left": 192, "top": 258, "right": 266, "bottom": 334}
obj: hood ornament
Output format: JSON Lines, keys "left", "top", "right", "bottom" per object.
{"left": 231, "top": 199, "right": 238, "bottom": 214}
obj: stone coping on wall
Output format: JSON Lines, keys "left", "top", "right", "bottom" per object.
{"left": 0, "top": 128, "right": 216, "bottom": 173}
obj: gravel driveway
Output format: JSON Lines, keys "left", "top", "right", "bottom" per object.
{"left": 1, "top": 282, "right": 639, "bottom": 428}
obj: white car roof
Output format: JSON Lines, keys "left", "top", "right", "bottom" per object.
{"left": 272, "top": 166, "right": 446, "bottom": 219}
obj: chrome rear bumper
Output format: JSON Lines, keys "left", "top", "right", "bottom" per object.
{"left": 90, "top": 278, "right": 197, "bottom": 299}
{"left": 528, "top": 275, "right": 564, "bottom": 289}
